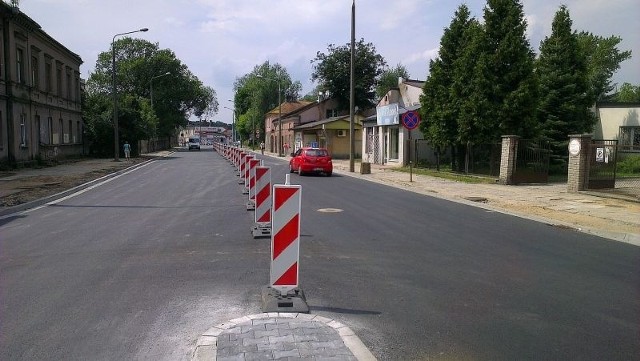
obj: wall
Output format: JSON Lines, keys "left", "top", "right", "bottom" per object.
{"left": 595, "top": 105, "right": 640, "bottom": 139}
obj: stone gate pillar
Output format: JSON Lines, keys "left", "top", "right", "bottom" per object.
{"left": 567, "top": 134, "right": 592, "bottom": 192}
{"left": 499, "top": 135, "right": 519, "bottom": 185}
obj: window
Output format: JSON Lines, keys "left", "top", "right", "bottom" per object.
{"left": 20, "top": 114, "right": 27, "bottom": 147}
{"left": 325, "top": 109, "right": 338, "bottom": 118}
{"left": 35, "top": 115, "right": 41, "bottom": 144}
{"left": 66, "top": 68, "right": 71, "bottom": 99}
{"left": 56, "top": 64, "right": 62, "bottom": 95}
{"left": 388, "top": 127, "right": 399, "bottom": 161}
{"left": 68, "top": 119, "right": 73, "bottom": 143}
{"left": 75, "top": 76, "right": 80, "bottom": 102}
{"left": 57, "top": 118, "right": 63, "bottom": 144}
{"left": 0, "top": 111, "right": 3, "bottom": 149}
{"left": 45, "top": 117, "right": 53, "bottom": 144}
{"left": 45, "top": 60, "right": 52, "bottom": 92}
{"left": 31, "top": 55, "right": 39, "bottom": 89}
{"left": 76, "top": 121, "right": 82, "bottom": 143}
{"left": 619, "top": 127, "right": 640, "bottom": 152}
{"left": 16, "top": 48, "right": 24, "bottom": 84}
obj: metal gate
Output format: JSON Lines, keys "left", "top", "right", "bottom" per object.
{"left": 512, "top": 139, "right": 551, "bottom": 184}
{"left": 588, "top": 140, "right": 617, "bottom": 189}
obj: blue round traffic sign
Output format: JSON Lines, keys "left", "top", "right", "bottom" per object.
{"left": 401, "top": 110, "right": 420, "bottom": 130}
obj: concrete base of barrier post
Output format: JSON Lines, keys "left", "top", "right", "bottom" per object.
{"left": 251, "top": 223, "right": 271, "bottom": 238}
{"left": 261, "top": 286, "right": 309, "bottom": 313}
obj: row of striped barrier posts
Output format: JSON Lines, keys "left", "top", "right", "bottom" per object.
{"left": 212, "top": 143, "right": 307, "bottom": 312}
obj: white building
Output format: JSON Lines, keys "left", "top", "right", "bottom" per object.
{"left": 594, "top": 102, "right": 640, "bottom": 153}
{"left": 362, "top": 78, "right": 427, "bottom": 165}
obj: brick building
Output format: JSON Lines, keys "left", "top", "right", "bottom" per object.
{"left": 0, "top": 2, "right": 83, "bottom": 165}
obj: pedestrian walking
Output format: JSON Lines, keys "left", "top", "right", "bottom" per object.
{"left": 260, "top": 141, "right": 265, "bottom": 155}
{"left": 123, "top": 141, "right": 131, "bottom": 160}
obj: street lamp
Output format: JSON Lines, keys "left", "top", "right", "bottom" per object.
{"left": 227, "top": 99, "right": 235, "bottom": 143}
{"left": 256, "top": 74, "right": 282, "bottom": 156}
{"left": 148, "top": 72, "right": 169, "bottom": 152}
{"left": 112, "top": 27, "right": 148, "bottom": 161}
{"left": 223, "top": 105, "right": 236, "bottom": 144}
{"left": 150, "top": 71, "right": 170, "bottom": 109}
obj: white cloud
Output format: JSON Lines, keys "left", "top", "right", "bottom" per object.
{"left": 17, "top": 0, "right": 640, "bottom": 123}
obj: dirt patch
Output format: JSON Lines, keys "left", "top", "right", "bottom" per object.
{"left": 0, "top": 159, "right": 145, "bottom": 207}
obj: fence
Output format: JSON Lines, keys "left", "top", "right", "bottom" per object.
{"left": 412, "top": 140, "right": 500, "bottom": 176}
{"left": 512, "top": 139, "right": 551, "bottom": 184}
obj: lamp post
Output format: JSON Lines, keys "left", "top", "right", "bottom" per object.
{"left": 112, "top": 27, "right": 148, "bottom": 161}
{"left": 149, "top": 72, "right": 169, "bottom": 152}
{"left": 257, "top": 74, "right": 282, "bottom": 156}
{"left": 150, "top": 71, "right": 170, "bottom": 109}
{"left": 223, "top": 106, "right": 235, "bottom": 144}
{"left": 227, "top": 99, "right": 235, "bottom": 143}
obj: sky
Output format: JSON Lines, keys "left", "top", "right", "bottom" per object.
{"left": 16, "top": 0, "right": 640, "bottom": 125}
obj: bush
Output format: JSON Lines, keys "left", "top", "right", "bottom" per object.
{"left": 617, "top": 155, "right": 640, "bottom": 174}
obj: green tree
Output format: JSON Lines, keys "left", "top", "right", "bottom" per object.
{"left": 420, "top": 4, "right": 480, "bottom": 170}
{"left": 84, "top": 38, "right": 217, "bottom": 155}
{"left": 615, "top": 83, "right": 640, "bottom": 102}
{"left": 311, "top": 38, "right": 386, "bottom": 111}
{"left": 232, "top": 61, "right": 298, "bottom": 143}
{"left": 577, "top": 32, "right": 632, "bottom": 101}
{"left": 536, "top": 7, "right": 593, "bottom": 136}
{"left": 536, "top": 5, "right": 593, "bottom": 171}
{"left": 376, "top": 64, "right": 409, "bottom": 100}
{"left": 481, "top": 0, "right": 538, "bottom": 139}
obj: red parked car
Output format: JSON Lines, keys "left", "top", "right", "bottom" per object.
{"left": 289, "top": 147, "right": 333, "bottom": 176}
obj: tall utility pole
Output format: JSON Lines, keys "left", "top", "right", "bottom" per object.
{"left": 277, "top": 79, "right": 282, "bottom": 156}
{"left": 349, "top": 0, "right": 356, "bottom": 172}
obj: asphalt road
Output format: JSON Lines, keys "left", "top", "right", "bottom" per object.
{"left": 1, "top": 149, "right": 638, "bottom": 360}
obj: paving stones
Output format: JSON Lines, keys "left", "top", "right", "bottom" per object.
{"left": 193, "top": 313, "right": 375, "bottom": 361}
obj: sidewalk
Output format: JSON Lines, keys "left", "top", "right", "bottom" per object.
{"left": 328, "top": 158, "right": 640, "bottom": 246}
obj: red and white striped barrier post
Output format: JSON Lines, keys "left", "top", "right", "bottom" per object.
{"left": 261, "top": 174, "right": 308, "bottom": 313}
{"left": 243, "top": 154, "right": 254, "bottom": 194}
{"left": 233, "top": 147, "right": 239, "bottom": 167}
{"left": 252, "top": 165, "right": 271, "bottom": 238}
{"left": 238, "top": 152, "right": 247, "bottom": 184}
{"left": 246, "top": 158, "right": 260, "bottom": 210}
{"left": 236, "top": 149, "right": 243, "bottom": 176}
{"left": 270, "top": 175, "right": 301, "bottom": 294}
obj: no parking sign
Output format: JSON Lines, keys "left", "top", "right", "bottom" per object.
{"left": 401, "top": 110, "right": 420, "bottom": 130}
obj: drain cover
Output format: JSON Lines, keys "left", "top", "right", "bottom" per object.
{"left": 317, "top": 208, "right": 343, "bottom": 213}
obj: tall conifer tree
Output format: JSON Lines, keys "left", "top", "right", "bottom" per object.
{"left": 481, "top": 0, "right": 538, "bottom": 139}
{"left": 420, "top": 5, "right": 476, "bottom": 169}
{"left": 536, "top": 5, "right": 592, "bottom": 162}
